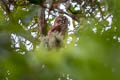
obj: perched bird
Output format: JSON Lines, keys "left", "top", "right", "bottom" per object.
{"left": 48, "top": 15, "right": 69, "bottom": 38}
{"left": 47, "top": 15, "right": 69, "bottom": 48}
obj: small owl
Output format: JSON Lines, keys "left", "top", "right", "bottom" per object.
{"left": 47, "top": 15, "right": 69, "bottom": 48}
{"left": 48, "top": 15, "right": 69, "bottom": 38}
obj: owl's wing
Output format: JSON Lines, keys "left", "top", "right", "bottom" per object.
{"left": 48, "top": 26, "right": 57, "bottom": 38}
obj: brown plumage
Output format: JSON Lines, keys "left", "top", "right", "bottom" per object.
{"left": 47, "top": 15, "right": 69, "bottom": 48}
{"left": 48, "top": 15, "right": 69, "bottom": 38}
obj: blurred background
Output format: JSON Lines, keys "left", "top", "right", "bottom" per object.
{"left": 0, "top": 0, "right": 120, "bottom": 80}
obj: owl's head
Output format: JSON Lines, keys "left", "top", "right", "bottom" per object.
{"left": 54, "top": 15, "right": 69, "bottom": 27}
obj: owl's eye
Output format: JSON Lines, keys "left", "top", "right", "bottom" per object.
{"left": 57, "top": 19, "right": 62, "bottom": 22}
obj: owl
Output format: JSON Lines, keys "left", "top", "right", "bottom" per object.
{"left": 47, "top": 15, "right": 69, "bottom": 48}
{"left": 48, "top": 15, "right": 69, "bottom": 38}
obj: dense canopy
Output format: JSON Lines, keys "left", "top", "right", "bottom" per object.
{"left": 0, "top": 0, "right": 120, "bottom": 80}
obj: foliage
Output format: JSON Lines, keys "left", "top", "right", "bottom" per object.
{"left": 0, "top": 0, "right": 120, "bottom": 80}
